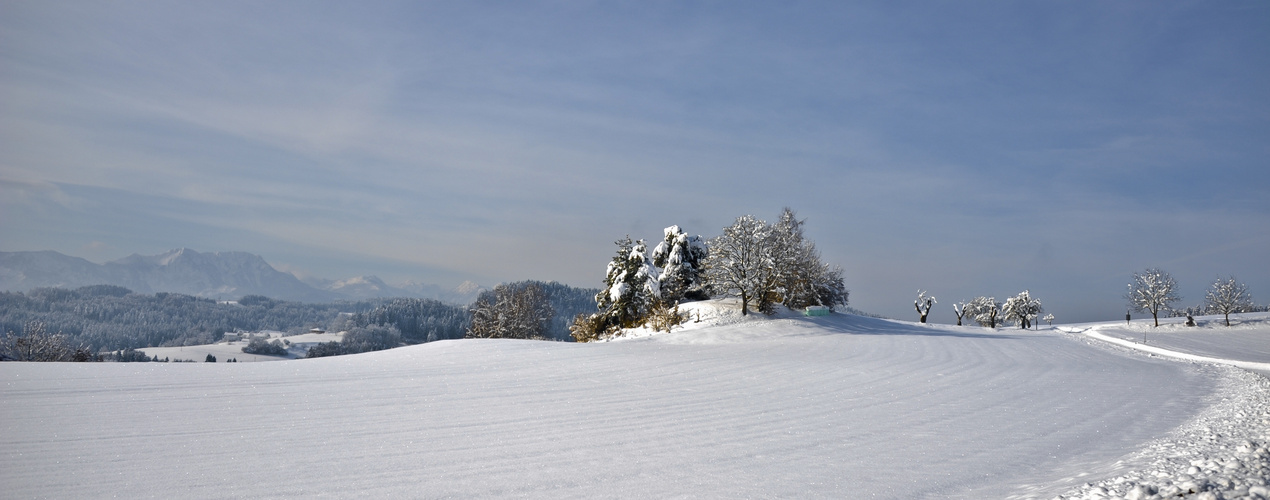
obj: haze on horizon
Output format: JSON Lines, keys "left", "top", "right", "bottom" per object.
{"left": 1, "top": 1, "right": 1267, "bottom": 323}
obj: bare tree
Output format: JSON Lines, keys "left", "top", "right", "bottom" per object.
{"left": 467, "top": 283, "right": 555, "bottom": 339}
{"left": 914, "top": 290, "right": 936, "bottom": 323}
{"left": 964, "top": 296, "right": 1000, "bottom": 328}
{"left": 769, "top": 208, "right": 848, "bottom": 311}
{"left": 1125, "top": 268, "right": 1181, "bottom": 327}
{"left": 702, "top": 215, "right": 777, "bottom": 316}
{"left": 1001, "top": 290, "right": 1043, "bottom": 330}
{"left": 953, "top": 301, "right": 968, "bottom": 326}
{"left": 1204, "top": 276, "right": 1254, "bottom": 327}
{"left": 1, "top": 321, "right": 92, "bottom": 362}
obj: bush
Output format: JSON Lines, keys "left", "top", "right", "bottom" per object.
{"left": 569, "top": 313, "right": 610, "bottom": 343}
{"left": 645, "top": 303, "right": 685, "bottom": 333}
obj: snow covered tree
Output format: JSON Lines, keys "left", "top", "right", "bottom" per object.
{"left": 651, "top": 225, "right": 708, "bottom": 304}
{"left": 953, "top": 301, "right": 968, "bottom": 326}
{"left": 467, "top": 283, "right": 555, "bottom": 339}
{"left": 1001, "top": 290, "right": 1042, "bottom": 329}
{"left": 1125, "top": 268, "right": 1181, "bottom": 327}
{"left": 1204, "top": 276, "right": 1254, "bottom": 327}
{"left": 964, "top": 296, "right": 1000, "bottom": 328}
{"left": 593, "top": 237, "right": 659, "bottom": 329}
{"left": 702, "top": 215, "right": 778, "bottom": 316}
{"left": 769, "top": 208, "right": 848, "bottom": 311}
{"left": 1043, "top": 313, "right": 1055, "bottom": 326}
{"left": 914, "top": 290, "right": 936, "bottom": 323}
{"left": 1, "top": 321, "right": 87, "bottom": 362}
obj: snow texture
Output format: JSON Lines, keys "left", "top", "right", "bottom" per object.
{"left": 2, "top": 305, "right": 1268, "bottom": 499}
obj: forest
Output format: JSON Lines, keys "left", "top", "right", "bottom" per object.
{"left": 0, "top": 280, "right": 601, "bottom": 354}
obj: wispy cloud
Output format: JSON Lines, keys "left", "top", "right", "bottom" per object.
{"left": 2, "top": 1, "right": 1266, "bottom": 321}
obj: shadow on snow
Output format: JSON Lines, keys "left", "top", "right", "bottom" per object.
{"left": 813, "top": 313, "right": 1028, "bottom": 340}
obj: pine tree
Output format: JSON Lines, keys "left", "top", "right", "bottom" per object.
{"left": 594, "top": 237, "right": 659, "bottom": 329}
{"left": 651, "top": 225, "right": 708, "bottom": 304}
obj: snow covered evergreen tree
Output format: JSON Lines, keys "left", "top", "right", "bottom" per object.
{"left": 964, "top": 296, "right": 1000, "bottom": 328}
{"left": 1125, "top": 268, "right": 1181, "bottom": 327}
{"left": 914, "top": 290, "right": 936, "bottom": 323}
{"left": 593, "top": 237, "right": 659, "bottom": 329}
{"left": 1204, "top": 276, "right": 1254, "bottom": 327}
{"left": 651, "top": 225, "right": 708, "bottom": 304}
{"left": 1001, "top": 290, "right": 1042, "bottom": 329}
{"left": 702, "top": 215, "right": 777, "bottom": 316}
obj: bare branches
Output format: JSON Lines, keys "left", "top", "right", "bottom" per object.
{"left": 1125, "top": 268, "right": 1181, "bottom": 327}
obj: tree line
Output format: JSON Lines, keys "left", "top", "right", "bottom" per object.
{"left": 913, "top": 268, "right": 1261, "bottom": 329}
{"left": 0, "top": 285, "right": 453, "bottom": 354}
{"left": 1124, "top": 269, "right": 1260, "bottom": 327}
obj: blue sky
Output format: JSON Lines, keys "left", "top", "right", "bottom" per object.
{"left": 2, "top": 1, "right": 1267, "bottom": 323}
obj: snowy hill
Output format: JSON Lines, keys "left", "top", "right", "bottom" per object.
{"left": 2, "top": 305, "right": 1267, "bottom": 499}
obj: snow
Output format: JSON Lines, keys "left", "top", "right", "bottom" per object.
{"left": 1074, "top": 312, "right": 1270, "bottom": 366}
{"left": 136, "top": 331, "right": 345, "bottom": 362}
{"left": 2, "top": 305, "right": 1268, "bottom": 499}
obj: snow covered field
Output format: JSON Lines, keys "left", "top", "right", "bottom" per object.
{"left": 137, "top": 331, "right": 345, "bottom": 362}
{"left": 3, "top": 303, "right": 1268, "bottom": 499}
{"left": 1076, "top": 312, "right": 1270, "bottom": 365}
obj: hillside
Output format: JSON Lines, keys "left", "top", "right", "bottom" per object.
{"left": 2, "top": 304, "right": 1267, "bottom": 499}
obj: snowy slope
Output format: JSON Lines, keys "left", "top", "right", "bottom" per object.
{"left": 2, "top": 308, "right": 1266, "bottom": 499}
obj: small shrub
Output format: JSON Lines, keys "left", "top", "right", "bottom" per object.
{"left": 569, "top": 313, "right": 609, "bottom": 343}
{"left": 645, "top": 303, "right": 685, "bottom": 333}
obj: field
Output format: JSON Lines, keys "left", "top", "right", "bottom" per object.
{"left": 3, "top": 302, "right": 1267, "bottom": 499}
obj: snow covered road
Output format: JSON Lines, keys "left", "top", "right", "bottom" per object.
{"left": 0, "top": 313, "right": 1255, "bottom": 498}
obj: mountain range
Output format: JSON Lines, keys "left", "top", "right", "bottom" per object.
{"left": 0, "top": 249, "right": 486, "bottom": 304}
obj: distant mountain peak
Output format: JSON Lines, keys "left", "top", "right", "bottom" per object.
{"left": 0, "top": 249, "right": 488, "bottom": 304}
{"left": 454, "top": 280, "right": 483, "bottom": 295}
